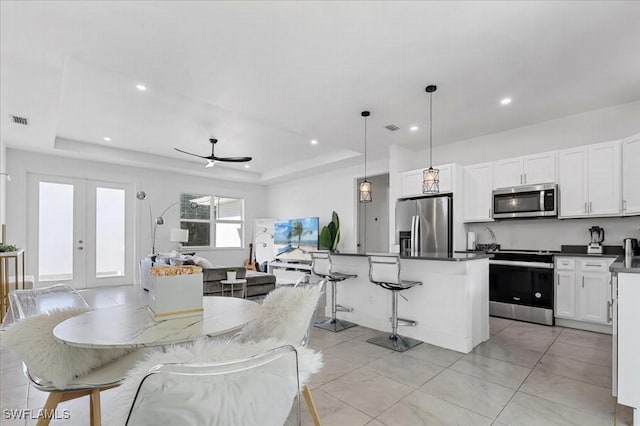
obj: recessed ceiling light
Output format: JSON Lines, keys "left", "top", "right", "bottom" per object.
{"left": 500, "top": 98, "right": 512, "bottom": 105}
{"left": 103, "top": 136, "right": 111, "bottom": 141}
{"left": 410, "top": 126, "right": 419, "bottom": 132}
{"left": 136, "top": 84, "right": 147, "bottom": 91}
{"left": 244, "top": 164, "right": 250, "bottom": 169}
{"left": 310, "top": 139, "right": 318, "bottom": 145}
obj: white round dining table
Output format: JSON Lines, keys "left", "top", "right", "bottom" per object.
{"left": 53, "top": 296, "right": 261, "bottom": 349}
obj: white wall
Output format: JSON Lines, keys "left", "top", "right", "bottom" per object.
{"left": 357, "top": 173, "right": 389, "bottom": 252}
{"left": 266, "top": 159, "right": 388, "bottom": 253}
{"left": 468, "top": 217, "right": 640, "bottom": 251}
{"left": 0, "top": 136, "right": 6, "bottom": 227}
{"left": 391, "top": 100, "right": 640, "bottom": 251}
{"left": 6, "top": 149, "right": 268, "bottom": 281}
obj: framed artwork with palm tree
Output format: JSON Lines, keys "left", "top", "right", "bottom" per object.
{"left": 273, "top": 217, "right": 319, "bottom": 262}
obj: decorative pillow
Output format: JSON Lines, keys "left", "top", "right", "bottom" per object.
{"left": 0, "top": 308, "right": 132, "bottom": 388}
{"left": 237, "top": 286, "right": 321, "bottom": 345}
{"left": 192, "top": 255, "right": 214, "bottom": 269}
{"left": 107, "top": 339, "right": 322, "bottom": 426}
{"left": 168, "top": 257, "right": 196, "bottom": 266}
{"left": 153, "top": 256, "right": 171, "bottom": 265}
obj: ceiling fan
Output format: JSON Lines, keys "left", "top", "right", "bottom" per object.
{"left": 175, "top": 138, "right": 252, "bottom": 168}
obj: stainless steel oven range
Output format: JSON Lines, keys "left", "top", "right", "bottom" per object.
{"left": 489, "top": 250, "right": 556, "bottom": 326}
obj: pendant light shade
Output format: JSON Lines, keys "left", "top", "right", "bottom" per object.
{"left": 359, "top": 180, "right": 372, "bottom": 202}
{"left": 423, "top": 85, "right": 439, "bottom": 194}
{"left": 359, "top": 110, "right": 372, "bottom": 203}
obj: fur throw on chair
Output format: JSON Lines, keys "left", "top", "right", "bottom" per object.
{"left": 107, "top": 338, "right": 323, "bottom": 426}
{"left": 0, "top": 308, "right": 131, "bottom": 388}
{"left": 236, "top": 285, "right": 321, "bottom": 345}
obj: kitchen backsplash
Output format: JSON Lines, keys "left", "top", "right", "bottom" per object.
{"left": 466, "top": 217, "right": 640, "bottom": 251}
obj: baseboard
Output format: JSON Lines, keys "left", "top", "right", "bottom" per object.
{"left": 555, "top": 317, "right": 612, "bottom": 334}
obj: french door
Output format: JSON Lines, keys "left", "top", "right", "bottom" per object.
{"left": 28, "top": 174, "right": 134, "bottom": 288}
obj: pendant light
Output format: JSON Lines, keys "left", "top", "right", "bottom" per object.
{"left": 359, "top": 110, "right": 372, "bottom": 203}
{"left": 423, "top": 85, "right": 439, "bottom": 194}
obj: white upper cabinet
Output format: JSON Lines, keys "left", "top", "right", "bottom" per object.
{"left": 622, "top": 133, "right": 640, "bottom": 215}
{"left": 493, "top": 158, "right": 523, "bottom": 188}
{"left": 400, "top": 169, "right": 423, "bottom": 198}
{"left": 493, "top": 152, "right": 556, "bottom": 188}
{"left": 558, "top": 140, "right": 621, "bottom": 218}
{"left": 399, "top": 164, "right": 453, "bottom": 198}
{"left": 558, "top": 147, "right": 589, "bottom": 217}
{"left": 464, "top": 162, "right": 494, "bottom": 222}
{"left": 523, "top": 152, "right": 557, "bottom": 185}
{"left": 588, "top": 141, "right": 621, "bottom": 216}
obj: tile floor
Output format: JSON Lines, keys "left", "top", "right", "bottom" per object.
{"left": 0, "top": 286, "right": 634, "bottom": 425}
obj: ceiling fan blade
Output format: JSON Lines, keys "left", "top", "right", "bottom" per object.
{"left": 211, "top": 156, "right": 253, "bottom": 163}
{"left": 176, "top": 139, "right": 251, "bottom": 164}
{"left": 174, "top": 147, "right": 212, "bottom": 160}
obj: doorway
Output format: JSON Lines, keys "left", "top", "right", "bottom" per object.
{"left": 27, "top": 174, "right": 134, "bottom": 288}
{"left": 357, "top": 173, "right": 389, "bottom": 253}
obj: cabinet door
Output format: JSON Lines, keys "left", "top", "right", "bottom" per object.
{"left": 588, "top": 141, "right": 621, "bottom": 216}
{"left": 558, "top": 147, "right": 589, "bottom": 218}
{"left": 622, "top": 134, "right": 640, "bottom": 215}
{"left": 437, "top": 164, "right": 453, "bottom": 193}
{"left": 464, "top": 163, "right": 494, "bottom": 222}
{"left": 400, "top": 170, "right": 423, "bottom": 198}
{"left": 493, "top": 158, "right": 523, "bottom": 188}
{"left": 556, "top": 270, "right": 576, "bottom": 319}
{"left": 579, "top": 272, "right": 609, "bottom": 323}
{"left": 524, "top": 152, "right": 556, "bottom": 185}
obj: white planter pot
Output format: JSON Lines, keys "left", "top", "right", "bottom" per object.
{"left": 227, "top": 271, "right": 237, "bottom": 281}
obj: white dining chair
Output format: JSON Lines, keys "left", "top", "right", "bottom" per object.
{"left": 3, "top": 284, "right": 150, "bottom": 426}
{"left": 123, "top": 344, "right": 304, "bottom": 426}
{"left": 235, "top": 277, "right": 327, "bottom": 426}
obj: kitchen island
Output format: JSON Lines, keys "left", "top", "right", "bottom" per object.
{"left": 327, "top": 252, "right": 491, "bottom": 353}
{"left": 610, "top": 256, "right": 640, "bottom": 426}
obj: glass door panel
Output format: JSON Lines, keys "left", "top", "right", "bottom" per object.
{"left": 29, "top": 174, "right": 133, "bottom": 289}
{"left": 95, "top": 187, "right": 126, "bottom": 278}
{"left": 38, "top": 182, "right": 75, "bottom": 282}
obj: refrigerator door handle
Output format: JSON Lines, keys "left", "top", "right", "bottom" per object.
{"left": 411, "top": 215, "right": 419, "bottom": 255}
{"left": 410, "top": 215, "right": 415, "bottom": 254}
{"left": 414, "top": 215, "right": 420, "bottom": 255}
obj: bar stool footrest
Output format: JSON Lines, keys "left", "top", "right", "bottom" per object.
{"left": 336, "top": 304, "right": 353, "bottom": 313}
{"left": 313, "top": 318, "right": 357, "bottom": 332}
{"left": 397, "top": 318, "right": 417, "bottom": 327}
{"left": 367, "top": 334, "right": 422, "bottom": 352}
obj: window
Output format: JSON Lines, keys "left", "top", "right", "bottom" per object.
{"left": 179, "top": 193, "right": 244, "bottom": 248}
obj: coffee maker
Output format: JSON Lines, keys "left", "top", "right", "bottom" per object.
{"left": 588, "top": 226, "right": 605, "bottom": 254}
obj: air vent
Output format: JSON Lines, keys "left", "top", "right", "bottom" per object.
{"left": 384, "top": 124, "right": 400, "bottom": 131}
{"left": 11, "top": 115, "right": 29, "bottom": 126}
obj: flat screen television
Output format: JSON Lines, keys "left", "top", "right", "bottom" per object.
{"left": 273, "top": 217, "right": 319, "bottom": 262}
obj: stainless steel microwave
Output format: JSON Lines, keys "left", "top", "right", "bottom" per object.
{"left": 492, "top": 183, "right": 557, "bottom": 219}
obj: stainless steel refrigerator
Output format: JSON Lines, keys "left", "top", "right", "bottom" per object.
{"left": 396, "top": 195, "right": 453, "bottom": 255}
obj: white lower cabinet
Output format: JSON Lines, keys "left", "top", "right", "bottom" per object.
{"left": 579, "top": 271, "right": 609, "bottom": 323}
{"left": 555, "top": 257, "right": 614, "bottom": 326}
{"left": 555, "top": 270, "right": 576, "bottom": 318}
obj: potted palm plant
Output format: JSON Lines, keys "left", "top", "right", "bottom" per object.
{"left": 319, "top": 211, "right": 340, "bottom": 252}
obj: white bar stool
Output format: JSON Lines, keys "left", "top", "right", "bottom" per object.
{"left": 367, "top": 254, "right": 422, "bottom": 352}
{"left": 311, "top": 251, "right": 357, "bottom": 332}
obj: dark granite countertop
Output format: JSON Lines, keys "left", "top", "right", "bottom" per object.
{"left": 554, "top": 253, "right": 620, "bottom": 258}
{"left": 331, "top": 252, "right": 492, "bottom": 262}
{"left": 610, "top": 256, "right": 640, "bottom": 274}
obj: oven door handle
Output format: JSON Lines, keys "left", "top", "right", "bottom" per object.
{"left": 489, "top": 260, "right": 554, "bottom": 269}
